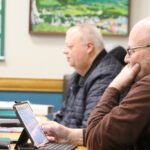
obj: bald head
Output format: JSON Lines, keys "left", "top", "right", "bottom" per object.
{"left": 129, "top": 17, "right": 150, "bottom": 46}
{"left": 125, "top": 17, "right": 150, "bottom": 78}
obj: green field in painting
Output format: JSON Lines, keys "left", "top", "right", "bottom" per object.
{"left": 32, "top": 0, "right": 128, "bottom": 34}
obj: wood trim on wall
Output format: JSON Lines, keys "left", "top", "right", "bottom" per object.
{"left": 0, "top": 78, "right": 63, "bottom": 92}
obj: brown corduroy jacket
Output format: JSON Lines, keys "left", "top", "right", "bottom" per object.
{"left": 84, "top": 74, "right": 150, "bottom": 150}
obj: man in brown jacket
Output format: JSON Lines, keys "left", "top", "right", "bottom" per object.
{"left": 41, "top": 17, "right": 150, "bottom": 150}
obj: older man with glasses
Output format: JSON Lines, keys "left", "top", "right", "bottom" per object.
{"left": 126, "top": 44, "right": 150, "bottom": 56}
{"left": 41, "top": 17, "right": 150, "bottom": 150}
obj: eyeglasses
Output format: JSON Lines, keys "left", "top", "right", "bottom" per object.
{"left": 126, "top": 45, "right": 150, "bottom": 56}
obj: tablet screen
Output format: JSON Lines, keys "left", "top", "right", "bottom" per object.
{"left": 14, "top": 103, "right": 49, "bottom": 147}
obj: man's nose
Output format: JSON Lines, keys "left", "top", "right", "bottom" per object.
{"left": 124, "top": 54, "right": 130, "bottom": 64}
{"left": 63, "top": 48, "right": 69, "bottom": 55}
{"left": 63, "top": 49, "right": 67, "bottom": 54}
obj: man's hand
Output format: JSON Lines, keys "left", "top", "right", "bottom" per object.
{"left": 41, "top": 121, "right": 83, "bottom": 145}
{"left": 109, "top": 63, "right": 140, "bottom": 91}
{"left": 42, "top": 121, "right": 71, "bottom": 143}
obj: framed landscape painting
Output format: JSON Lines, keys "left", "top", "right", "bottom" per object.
{"left": 29, "top": 0, "right": 130, "bottom": 36}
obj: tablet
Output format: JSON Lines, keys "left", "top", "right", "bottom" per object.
{"left": 13, "top": 102, "right": 49, "bottom": 147}
{"left": 13, "top": 102, "right": 77, "bottom": 150}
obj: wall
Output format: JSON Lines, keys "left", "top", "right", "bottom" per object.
{"left": 0, "top": 91, "right": 62, "bottom": 112}
{"left": 0, "top": 78, "right": 64, "bottom": 112}
{"left": 0, "top": 0, "right": 150, "bottom": 79}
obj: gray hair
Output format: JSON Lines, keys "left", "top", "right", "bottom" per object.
{"left": 67, "top": 23, "right": 104, "bottom": 51}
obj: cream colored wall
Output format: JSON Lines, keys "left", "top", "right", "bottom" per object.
{"left": 0, "top": 0, "right": 150, "bottom": 79}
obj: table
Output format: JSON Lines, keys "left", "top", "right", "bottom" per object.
{"left": 0, "top": 116, "right": 87, "bottom": 150}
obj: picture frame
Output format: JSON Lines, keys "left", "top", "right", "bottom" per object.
{"left": 0, "top": 0, "right": 5, "bottom": 60}
{"left": 29, "top": 0, "right": 130, "bottom": 36}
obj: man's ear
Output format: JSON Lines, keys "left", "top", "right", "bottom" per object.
{"left": 87, "top": 43, "right": 94, "bottom": 53}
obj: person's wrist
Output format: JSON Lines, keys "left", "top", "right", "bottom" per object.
{"left": 67, "top": 128, "right": 83, "bottom": 145}
{"left": 109, "top": 80, "right": 122, "bottom": 91}
{"left": 65, "top": 128, "right": 73, "bottom": 143}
